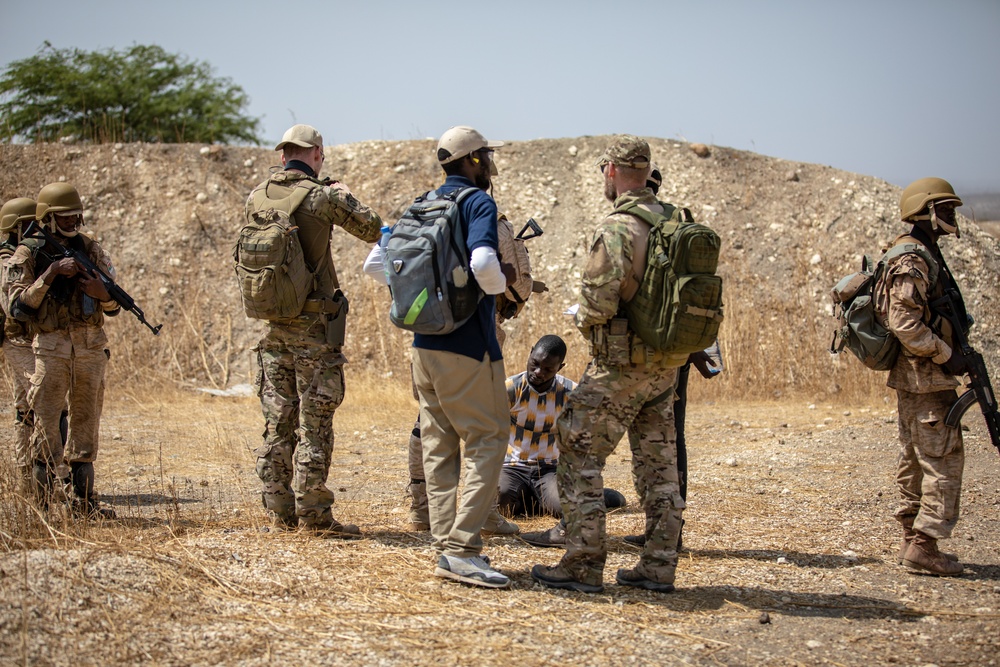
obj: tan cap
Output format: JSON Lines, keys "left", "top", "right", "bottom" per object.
{"left": 596, "top": 134, "right": 651, "bottom": 169}
{"left": 275, "top": 124, "right": 323, "bottom": 151}
{"left": 437, "top": 125, "right": 504, "bottom": 164}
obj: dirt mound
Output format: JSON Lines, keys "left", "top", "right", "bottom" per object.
{"left": 2, "top": 139, "right": 998, "bottom": 393}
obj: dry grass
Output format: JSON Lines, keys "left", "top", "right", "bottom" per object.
{"left": 1, "top": 381, "right": 998, "bottom": 666}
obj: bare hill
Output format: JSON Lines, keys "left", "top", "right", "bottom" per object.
{"left": 1, "top": 139, "right": 998, "bottom": 396}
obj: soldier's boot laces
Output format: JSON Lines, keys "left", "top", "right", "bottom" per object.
{"left": 902, "top": 531, "right": 963, "bottom": 576}
{"left": 407, "top": 480, "right": 430, "bottom": 532}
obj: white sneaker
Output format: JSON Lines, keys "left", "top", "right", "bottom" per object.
{"left": 434, "top": 554, "right": 511, "bottom": 589}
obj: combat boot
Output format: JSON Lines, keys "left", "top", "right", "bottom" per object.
{"left": 896, "top": 516, "right": 956, "bottom": 565}
{"left": 70, "top": 462, "right": 116, "bottom": 520}
{"left": 407, "top": 480, "right": 430, "bottom": 532}
{"left": 522, "top": 520, "right": 566, "bottom": 548}
{"left": 902, "top": 531, "right": 963, "bottom": 577}
{"left": 30, "top": 460, "right": 53, "bottom": 509}
{"left": 300, "top": 514, "right": 363, "bottom": 539}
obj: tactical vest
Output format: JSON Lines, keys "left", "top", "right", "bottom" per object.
{"left": 22, "top": 236, "right": 110, "bottom": 333}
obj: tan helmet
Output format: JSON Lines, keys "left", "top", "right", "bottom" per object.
{"left": 899, "top": 177, "right": 963, "bottom": 235}
{"left": 36, "top": 182, "right": 84, "bottom": 237}
{"left": 0, "top": 197, "right": 37, "bottom": 235}
{"left": 35, "top": 182, "right": 84, "bottom": 219}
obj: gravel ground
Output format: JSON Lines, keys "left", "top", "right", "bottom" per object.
{"left": 0, "top": 394, "right": 997, "bottom": 667}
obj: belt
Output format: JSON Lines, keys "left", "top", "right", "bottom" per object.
{"left": 300, "top": 298, "right": 341, "bottom": 315}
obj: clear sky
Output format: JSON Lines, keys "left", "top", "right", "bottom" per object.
{"left": 1, "top": 0, "right": 998, "bottom": 192}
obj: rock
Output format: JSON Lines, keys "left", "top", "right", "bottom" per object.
{"left": 568, "top": 145, "right": 578, "bottom": 157}
{"left": 690, "top": 143, "right": 711, "bottom": 158}
{"left": 786, "top": 170, "right": 800, "bottom": 182}
{"left": 759, "top": 612, "right": 771, "bottom": 624}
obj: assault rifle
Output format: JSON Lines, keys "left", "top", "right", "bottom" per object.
{"left": 931, "top": 288, "right": 1000, "bottom": 452}
{"left": 516, "top": 218, "right": 544, "bottom": 241}
{"left": 22, "top": 221, "right": 163, "bottom": 335}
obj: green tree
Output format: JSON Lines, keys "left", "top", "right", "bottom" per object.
{"left": 0, "top": 43, "right": 262, "bottom": 144}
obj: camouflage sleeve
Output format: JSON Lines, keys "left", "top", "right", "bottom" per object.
{"left": 317, "top": 182, "right": 382, "bottom": 243}
{"left": 575, "top": 218, "right": 631, "bottom": 333}
{"left": 6, "top": 245, "right": 47, "bottom": 311}
{"left": 886, "top": 254, "right": 951, "bottom": 363}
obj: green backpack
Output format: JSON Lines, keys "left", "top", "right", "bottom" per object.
{"left": 829, "top": 242, "right": 937, "bottom": 370}
{"left": 618, "top": 200, "right": 724, "bottom": 355}
{"left": 234, "top": 184, "right": 316, "bottom": 320}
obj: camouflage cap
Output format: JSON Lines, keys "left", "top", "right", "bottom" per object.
{"left": 596, "top": 135, "right": 651, "bottom": 169}
{"left": 275, "top": 124, "right": 323, "bottom": 151}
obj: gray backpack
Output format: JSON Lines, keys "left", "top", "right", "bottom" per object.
{"left": 384, "top": 187, "right": 481, "bottom": 334}
{"left": 830, "top": 242, "right": 937, "bottom": 370}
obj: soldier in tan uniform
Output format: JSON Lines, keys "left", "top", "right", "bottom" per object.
{"left": 5, "top": 184, "right": 117, "bottom": 517}
{"left": 1, "top": 198, "right": 41, "bottom": 485}
{"left": 877, "top": 177, "right": 970, "bottom": 576}
{"left": 530, "top": 136, "right": 684, "bottom": 594}
{"left": 247, "top": 124, "right": 382, "bottom": 536}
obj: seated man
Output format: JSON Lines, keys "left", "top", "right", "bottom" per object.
{"left": 499, "top": 335, "right": 625, "bottom": 518}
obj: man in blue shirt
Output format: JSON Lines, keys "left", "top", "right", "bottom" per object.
{"left": 411, "top": 126, "right": 515, "bottom": 589}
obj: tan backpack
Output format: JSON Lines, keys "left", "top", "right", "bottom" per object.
{"left": 234, "top": 185, "right": 315, "bottom": 320}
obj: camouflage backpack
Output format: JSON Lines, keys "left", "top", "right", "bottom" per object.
{"left": 234, "top": 184, "right": 316, "bottom": 320}
{"left": 830, "top": 242, "right": 937, "bottom": 370}
{"left": 619, "top": 200, "right": 724, "bottom": 355}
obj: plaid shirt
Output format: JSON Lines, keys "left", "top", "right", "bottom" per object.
{"left": 505, "top": 371, "right": 576, "bottom": 466}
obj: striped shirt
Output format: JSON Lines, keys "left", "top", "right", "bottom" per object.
{"left": 505, "top": 371, "right": 576, "bottom": 466}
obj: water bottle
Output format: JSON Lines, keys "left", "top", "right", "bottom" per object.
{"left": 378, "top": 225, "right": 392, "bottom": 282}
{"left": 704, "top": 340, "right": 724, "bottom": 375}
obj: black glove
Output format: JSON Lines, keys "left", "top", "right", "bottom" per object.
{"left": 941, "top": 349, "right": 969, "bottom": 376}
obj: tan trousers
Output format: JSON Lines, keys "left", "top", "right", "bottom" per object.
{"left": 29, "top": 328, "right": 108, "bottom": 465}
{"left": 4, "top": 341, "right": 35, "bottom": 469}
{"left": 894, "top": 389, "right": 964, "bottom": 539}
{"left": 411, "top": 348, "right": 508, "bottom": 558}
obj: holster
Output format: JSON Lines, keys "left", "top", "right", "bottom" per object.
{"left": 324, "top": 291, "right": 349, "bottom": 348}
{"left": 300, "top": 292, "right": 350, "bottom": 348}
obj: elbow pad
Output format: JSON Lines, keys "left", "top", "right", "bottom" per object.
{"left": 10, "top": 297, "right": 37, "bottom": 322}
{"left": 470, "top": 246, "right": 506, "bottom": 295}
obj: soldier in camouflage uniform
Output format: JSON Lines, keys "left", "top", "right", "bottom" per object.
{"left": 877, "top": 177, "right": 970, "bottom": 576}
{"left": 530, "top": 136, "right": 684, "bottom": 594}
{"left": 1, "top": 198, "right": 41, "bottom": 485}
{"left": 4, "top": 184, "right": 118, "bottom": 517}
{"left": 248, "top": 124, "right": 382, "bottom": 536}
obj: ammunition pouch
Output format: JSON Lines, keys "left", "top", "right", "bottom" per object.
{"left": 590, "top": 317, "right": 664, "bottom": 366}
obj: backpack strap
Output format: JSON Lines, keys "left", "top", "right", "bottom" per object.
{"left": 253, "top": 183, "right": 332, "bottom": 289}
{"left": 613, "top": 199, "right": 684, "bottom": 299}
{"left": 882, "top": 239, "right": 939, "bottom": 289}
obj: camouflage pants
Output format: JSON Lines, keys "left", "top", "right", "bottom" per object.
{"left": 4, "top": 341, "right": 34, "bottom": 470}
{"left": 255, "top": 317, "right": 346, "bottom": 525}
{"left": 894, "top": 389, "right": 964, "bottom": 539}
{"left": 29, "top": 328, "right": 108, "bottom": 466}
{"left": 556, "top": 359, "right": 680, "bottom": 587}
